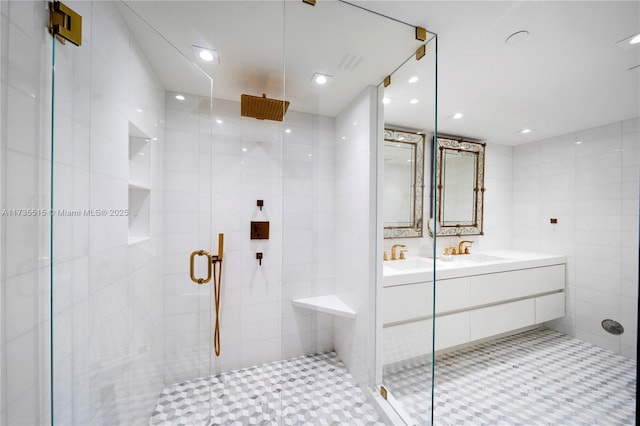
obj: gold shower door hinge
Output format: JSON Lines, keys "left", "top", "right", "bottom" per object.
{"left": 49, "top": 1, "right": 82, "bottom": 46}
{"left": 380, "top": 385, "right": 388, "bottom": 400}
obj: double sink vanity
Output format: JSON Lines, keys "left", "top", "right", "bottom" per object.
{"left": 382, "top": 250, "right": 566, "bottom": 365}
{"left": 382, "top": 131, "right": 566, "bottom": 366}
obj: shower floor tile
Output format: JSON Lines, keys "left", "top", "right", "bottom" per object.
{"left": 383, "top": 327, "right": 637, "bottom": 425}
{"left": 150, "top": 351, "right": 384, "bottom": 426}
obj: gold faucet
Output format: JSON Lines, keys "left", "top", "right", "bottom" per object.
{"left": 391, "top": 244, "right": 406, "bottom": 260}
{"left": 458, "top": 240, "right": 473, "bottom": 255}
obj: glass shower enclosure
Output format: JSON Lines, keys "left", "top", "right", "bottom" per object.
{"left": 43, "top": 0, "right": 439, "bottom": 424}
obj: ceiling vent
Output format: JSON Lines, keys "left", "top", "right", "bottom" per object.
{"left": 241, "top": 93, "right": 290, "bottom": 121}
{"left": 337, "top": 54, "right": 364, "bottom": 72}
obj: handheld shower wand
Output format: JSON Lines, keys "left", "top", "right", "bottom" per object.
{"left": 189, "top": 233, "right": 224, "bottom": 357}
{"left": 212, "top": 233, "right": 223, "bottom": 357}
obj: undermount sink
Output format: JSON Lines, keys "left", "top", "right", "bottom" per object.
{"left": 384, "top": 258, "right": 434, "bottom": 271}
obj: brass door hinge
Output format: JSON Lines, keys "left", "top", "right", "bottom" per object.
{"left": 49, "top": 1, "right": 82, "bottom": 46}
{"left": 416, "top": 26, "right": 427, "bottom": 42}
{"left": 416, "top": 44, "right": 426, "bottom": 61}
{"left": 303, "top": 0, "right": 316, "bottom": 5}
{"left": 380, "top": 385, "right": 388, "bottom": 400}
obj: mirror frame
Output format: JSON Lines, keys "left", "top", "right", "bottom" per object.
{"left": 433, "top": 136, "right": 486, "bottom": 236}
{"left": 383, "top": 128, "right": 425, "bottom": 239}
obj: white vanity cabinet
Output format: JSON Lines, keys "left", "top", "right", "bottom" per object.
{"left": 382, "top": 253, "right": 565, "bottom": 366}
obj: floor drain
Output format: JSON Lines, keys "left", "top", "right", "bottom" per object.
{"left": 601, "top": 319, "right": 624, "bottom": 335}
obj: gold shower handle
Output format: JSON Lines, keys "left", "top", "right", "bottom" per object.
{"left": 190, "top": 250, "right": 212, "bottom": 284}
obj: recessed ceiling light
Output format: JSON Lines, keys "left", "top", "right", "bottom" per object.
{"left": 151, "top": 137, "right": 158, "bottom": 141}
{"left": 575, "top": 141, "right": 583, "bottom": 145}
{"left": 616, "top": 32, "right": 640, "bottom": 49}
{"left": 506, "top": 30, "right": 529, "bottom": 45}
{"left": 136, "top": 108, "right": 143, "bottom": 113}
{"left": 175, "top": 94, "right": 185, "bottom": 101}
{"left": 451, "top": 113, "right": 464, "bottom": 119}
{"left": 311, "top": 72, "right": 332, "bottom": 85}
{"left": 192, "top": 45, "right": 219, "bottom": 64}
{"left": 409, "top": 99, "right": 419, "bottom": 104}
{"left": 285, "top": 128, "right": 292, "bottom": 133}
{"left": 408, "top": 76, "right": 419, "bottom": 84}
{"left": 518, "top": 128, "right": 533, "bottom": 134}
{"left": 353, "top": 121, "right": 358, "bottom": 126}
{"left": 242, "top": 147, "right": 247, "bottom": 152}
{"left": 341, "top": 136, "right": 347, "bottom": 140}
{"left": 382, "top": 97, "right": 393, "bottom": 104}
{"left": 216, "top": 119, "right": 223, "bottom": 124}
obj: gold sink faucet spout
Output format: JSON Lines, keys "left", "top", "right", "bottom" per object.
{"left": 391, "top": 244, "right": 406, "bottom": 260}
{"left": 458, "top": 240, "right": 473, "bottom": 255}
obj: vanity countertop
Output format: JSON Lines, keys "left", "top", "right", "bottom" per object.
{"left": 383, "top": 249, "right": 566, "bottom": 287}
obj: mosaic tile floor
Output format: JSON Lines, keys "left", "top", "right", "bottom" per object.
{"left": 150, "top": 352, "right": 384, "bottom": 425}
{"left": 384, "top": 327, "right": 637, "bottom": 425}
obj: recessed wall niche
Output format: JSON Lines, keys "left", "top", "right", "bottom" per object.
{"left": 128, "top": 122, "right": 151, "bottom": 244}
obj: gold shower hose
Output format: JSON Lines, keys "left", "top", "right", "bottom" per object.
{"left": 212, "top": 257, "right": 222, "bottom": 357}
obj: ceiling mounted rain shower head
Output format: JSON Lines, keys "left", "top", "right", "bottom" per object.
{"left": 241, "top": 93, "right": 290, "bottom": 121}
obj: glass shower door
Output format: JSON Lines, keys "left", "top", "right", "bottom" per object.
{"left": 378, "top": 29, "right": 439, "bottom": 425}
{"left": 49, "top": 2, "right": 214, "bottom": 423}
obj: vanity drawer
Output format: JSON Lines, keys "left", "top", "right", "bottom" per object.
{"left": 469, "top": 298, "right": 535, "bottom": 340}
{"left": 469, "top": 264, "right": 565, "bottom": 306}
{"left": 383, "top": 277, "right": 471, "bottom": 324}
{"left": 382, "top": 311, "right": 469, "bottom": 364}
{"left": 535, "top": 292, "right": 565, "bottom": 323}
{"left": 383, "top": 282, "right": 433, "bottom": 324}
{"left": 435, "top": 277, "right": 471, "bottom": 314}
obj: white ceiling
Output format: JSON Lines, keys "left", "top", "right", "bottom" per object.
{"left": 120, "top": 1, "right": 640, "bottom": 146}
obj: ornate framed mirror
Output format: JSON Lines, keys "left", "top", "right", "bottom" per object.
{"left": 383, "top": 129, "right": 425, "bottom": 238}
{"left": 433, "top": 136, "right": 485, "bottom": 236}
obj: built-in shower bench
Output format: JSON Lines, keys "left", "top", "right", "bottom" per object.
{"left": 291, "top": 294, "right": 356, "bottom": 319}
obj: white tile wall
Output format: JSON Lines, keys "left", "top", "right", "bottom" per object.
{"left": 163, "top": 96, "right": 336, "bottom": 379}
{"left": 513, "top": 118, "right": 639, "bottom": 359}
{"left": 334, "top": 86, "right": 378, "bottom": 388}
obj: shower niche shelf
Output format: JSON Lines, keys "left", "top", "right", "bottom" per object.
{"left": 291, "top": 294, "right": 356, "bottom": 319}
{"left": 128, "top": 123, "right": 152, "bottom": 245}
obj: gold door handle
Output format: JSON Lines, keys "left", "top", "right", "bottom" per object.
{"left": 190, "top": 250, "right": 212, "bottom": 284}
